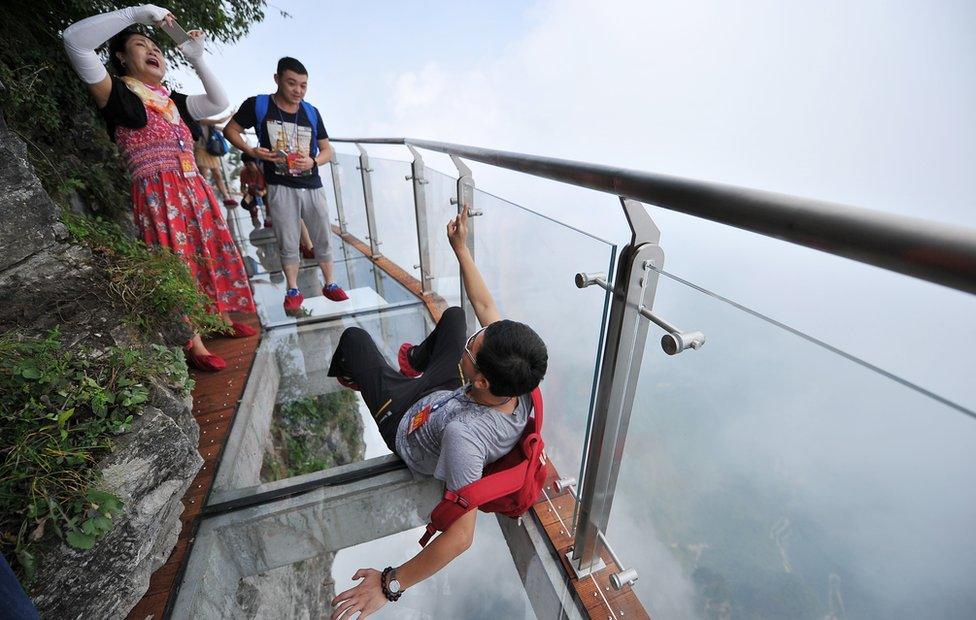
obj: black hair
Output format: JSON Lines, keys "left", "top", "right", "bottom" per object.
{"left": 276, "top": 56, "right": 308, "bottom": 77}
{"left": 475, "top": 320, "right": 548, "bottom": 397}
{"left": 107, "top": 27, "right": 163, "bottom": 76}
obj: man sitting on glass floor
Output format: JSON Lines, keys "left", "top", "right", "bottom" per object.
{"left": 326, "top": 206, "right": 548, "bottom": 617}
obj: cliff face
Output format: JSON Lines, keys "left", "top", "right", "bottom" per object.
{"left": 0, "top": 120, "right": 201, "bottom": 617}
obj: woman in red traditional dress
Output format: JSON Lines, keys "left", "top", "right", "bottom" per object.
{"left": 64, "top": 4, "right": 256, "bottom": 372}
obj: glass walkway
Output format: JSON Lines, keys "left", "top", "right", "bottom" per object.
{"left": 166, "top": 139, "right": 976, "bottom": 620}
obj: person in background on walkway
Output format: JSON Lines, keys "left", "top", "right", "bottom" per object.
{"left": 224, "top": 56, "right": 348, "bottom": 310}
{"left": 63, "top": 4, "right": 257, "bottom": 372}
{"left": 239, "top": 152, "right": 267, "bottom": 227}
{"left": 194, "top": 114, "right": 238, "bottom": 206}
{"left": 327, "top": 207, "right": 548, "bottom": 617}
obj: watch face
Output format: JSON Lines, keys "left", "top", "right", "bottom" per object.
{"left": 389, "top": 579, "right": 401, "bottom": 593}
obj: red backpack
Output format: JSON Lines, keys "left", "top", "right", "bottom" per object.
{"left": 419, "top": 387, "right": 547, "bottom": 547}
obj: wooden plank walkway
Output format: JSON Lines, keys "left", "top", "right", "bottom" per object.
{"left": 534, "top": 463, "right": 652, "bottom": 619}
{"left": 127, "top": 312, "right": 261, "bottom": 620}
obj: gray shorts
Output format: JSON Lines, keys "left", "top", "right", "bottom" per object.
{"left": 267, "top": 185, "right": 334, "bottom": 266}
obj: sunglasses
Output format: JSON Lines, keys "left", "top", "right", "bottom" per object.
{"left": 464, "top": 327, "right": 486, "bottom": 368}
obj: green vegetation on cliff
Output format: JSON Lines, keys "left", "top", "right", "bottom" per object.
{"left": 0, "top": 329, "right": 192, "bottom": 578}
{"left": 262, "top": 391, "right": 366, "bottom": 481}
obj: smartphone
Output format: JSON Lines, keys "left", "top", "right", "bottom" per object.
{"left": 160, "top": 20, "right": 191, "bottom": 45}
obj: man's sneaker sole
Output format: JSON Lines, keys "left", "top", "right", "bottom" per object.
{"left": 398, "top": 342, "right": 422, "bottom": 377}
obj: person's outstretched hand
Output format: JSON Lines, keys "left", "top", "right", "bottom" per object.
{"left": 330, "top": 568, "right": 387, "bottom": 620}
{"left": 447, "top": 203, "right": 470, "bottom": 253}
{"left": 136, "top": 5, "right": 173, "bottom": 27}
{"left": 178, "top": 30, "right": 206, "bottom": 63}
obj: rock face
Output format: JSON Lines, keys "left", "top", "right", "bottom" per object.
{"left": 31, "top": 408, "right": 202, "bottom": 619}
{"left": 0, "top": 117, "right": 201, "bottom": 616}
{"left": 235, "top": 555, "right": 337, "bottom": 620}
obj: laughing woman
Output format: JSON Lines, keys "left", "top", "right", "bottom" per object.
{"left": 63, "top": 4, "right": 256, "bottom": 372}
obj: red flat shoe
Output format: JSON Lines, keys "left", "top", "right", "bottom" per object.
{"left": 228, "top": 321, "right": 257, "bottom": 338}
{"left": 300, "top": 245, "right": 315, "bottom": 259}
{"left": 322, "top": 283, "right": 349, "bottom": 302}
{"left": 398, "top": 343, "right": 422, "bottom": 377}
{"left": 336, "top": 376, "right": 360, "bottom": 391}
{"left": 185, "top": 349, "right": 227, "bottom": 372}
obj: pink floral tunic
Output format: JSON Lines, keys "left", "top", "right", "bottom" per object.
{"left": 114, "top": 96, "right": 255, "bottom": 314}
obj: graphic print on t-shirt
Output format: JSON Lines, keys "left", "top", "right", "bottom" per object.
{"left": 266, "top": 119, "right": 313, "bottom": 177}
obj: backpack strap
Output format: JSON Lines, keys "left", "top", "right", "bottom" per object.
{"left": 529, "top": 387, "right": 543, "bottom": 434}
{"left": 254, "top": 94, "right": 270, "bottom": 145}
{"left": 300, "top": 101, "right": 319, "bottom": 156}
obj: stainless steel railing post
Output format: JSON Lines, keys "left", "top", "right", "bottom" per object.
{"left": 570, "top": 198, "right": 665, "bottom": 576}
{"left": 329, "top": 152, "right": 348, "bottom": 234}
{"left": 450, "top": 155, "right": 479, "bottom": 334}
{"left": 406, "top": 145, "right": 433, "bottom": 294}
{"left": 355, "top": 144, "right": 382, "bottom": 258}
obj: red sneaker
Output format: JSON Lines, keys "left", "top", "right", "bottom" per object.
{"left": 322, "top": 283, "right": 349, "bottom": 302}
{"left": 283, "top": 288, "right": 304, "bottom": 310}
{"left": 398, "top": 343, "right": 422, "bottom": 377}
{"left": 185, "top": 349, "right": 227, "bottom": 372}
{"left": 336, "top": 376, "right": 360, "bottom": 391}
{"left": 300, "top": 245, "right": 315, "bottom": 259}
{"left": 228, "top": 321, "right": 258, "bottom": 338}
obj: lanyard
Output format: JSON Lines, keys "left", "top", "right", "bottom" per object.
{"left": 273, "top": 96, "right": 300, "bottom": 150}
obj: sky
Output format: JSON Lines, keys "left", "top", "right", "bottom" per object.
{"left": 163, "top": 1, "right": 976, "bottom": 615}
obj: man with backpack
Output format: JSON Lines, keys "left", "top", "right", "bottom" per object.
{"left": 224, "top": 56, "right": 348, "bottom": 309}
{"left": 327, "top": 206, "right": 548, "bottom": 618}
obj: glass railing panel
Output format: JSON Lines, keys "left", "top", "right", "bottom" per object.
{"left": 370, "top": 157, "right": 421, "bottom": 281}
{"left": 605, "top": 269, "right": 976, "bottom": 619}
{"left": 248, "top": 240, "right": 421, "bottom": 329}
{"left": 334, "top": 153, "right": 369, "bottom": 243}
{"left": 423, "top": 168, "right": 462, "bottom": 308}
{"left": 470, "top": 188, "right": 616, "bottom": 517}
{"left": 211, "top": 305, "right": 432, "bottom": 495}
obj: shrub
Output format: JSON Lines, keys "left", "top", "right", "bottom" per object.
{"left": 0, "top": 329, "right": 193, "bottom": 579}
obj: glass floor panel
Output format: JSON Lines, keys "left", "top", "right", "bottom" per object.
{"left": 330, "top": 515, "right": 536, "bottom": 619}
{"left": 221, "top": 191, "right": 356, "bottom": 277}
{"left": 250, "top": 252, "right": 421, "bottom": 330}
{"left": 175, "top": 468, "right": 536, "bottom": 619}
{"left": 211, "top": 306, "right": 432, "bottom": 497}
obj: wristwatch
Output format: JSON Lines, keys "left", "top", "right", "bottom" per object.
{"left": 381, "top": 566, "right": 403, "bottom": 602}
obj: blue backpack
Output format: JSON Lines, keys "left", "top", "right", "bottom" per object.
{"left": 254, "top": 94, "right": 319, "bottom": 156}
{"left": 205, "top": 127, "right": 229, "bottom": 156}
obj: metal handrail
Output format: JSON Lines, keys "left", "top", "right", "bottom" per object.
{"left": 328, "top": 137, "right": 976, "bottom": 295}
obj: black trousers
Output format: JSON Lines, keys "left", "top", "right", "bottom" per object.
{"left": 327, "top": 306, "right": 467, "bottom": 451}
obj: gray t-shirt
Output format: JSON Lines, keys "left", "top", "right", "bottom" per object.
{"left": 395, "top": 386, "right": 531, "bottom": 491}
